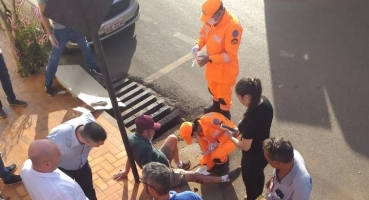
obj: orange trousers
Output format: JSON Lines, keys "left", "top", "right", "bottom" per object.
{"left": 207, "top": 80, "right": 236, "bottom": 111}
{"left": 200, "top": 140, "right": 236, "bottom": 170}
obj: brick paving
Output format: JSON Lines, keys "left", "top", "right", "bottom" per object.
{"left": 0, "top": 31, "right": 152, "bottom": 200}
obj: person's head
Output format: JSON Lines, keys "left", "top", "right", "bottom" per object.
{"left": 263, "top": 137, "right": 294, "bottom": 169}
{"left": 28, "top": 139, "right": 61, "bottom": 173}
{"left": 78, "top": 122, "right": 107, "bottom": 147}
{"left": 235, "top": 78, "right": 262, "bottom": 113}
{"left": 141, "top": 162, "right": 171, "bottom": 198}
{"left": 201, "top": 0, "right": 225, "bottom": 25}
{"left": 135, "top": 114, "right": 161, "bottom": 141}
{"left": 179, "top": 117, "right": 202, "bottom": 145}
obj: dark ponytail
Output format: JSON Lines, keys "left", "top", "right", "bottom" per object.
{"left": 235, "top": 78, "right": 263, "bottom": 117}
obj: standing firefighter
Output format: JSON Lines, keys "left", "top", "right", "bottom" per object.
{"left": 193, "top": 0, "right": 243, "bottom": 119}
{"left": 179, "top": 112, "right": 237, "bottom": 174}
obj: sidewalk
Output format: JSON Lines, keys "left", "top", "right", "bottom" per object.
{"left": 0, "top": 32, "right": 151, "bottom": 199}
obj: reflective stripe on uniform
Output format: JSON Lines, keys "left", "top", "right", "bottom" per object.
{"left": 213, "top": 35, "right": 221, "bottom": 43}
{"left": 222, "top": 53, "right": 230, "bottom": 62}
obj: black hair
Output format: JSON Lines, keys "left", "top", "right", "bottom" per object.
{"left": 262, "top": 137, "right": 294, "bottom": 164}
{"left": 235, "top": 78, "right": 262, "bottom": 117}
{"left": 80, "top": 122, "right": 107, "bottom": 143}
{"left": 142, "top": 162, "right": 171, "bottom": 196}
{"left": 192, "top": 117, "right": 201, "bottom": 136}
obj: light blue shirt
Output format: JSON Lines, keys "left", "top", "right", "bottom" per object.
{"left": 46, "top": 113, "right": 95, "bottom": 170}
{"left": 266, "top": 150, "right": 312, "bottom": 200}
{"left": 168, "top": 191, "right": 203, "bottom": 200}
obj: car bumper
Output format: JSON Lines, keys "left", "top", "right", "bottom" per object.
{"left": 66, "top": 0, "right": 140, "bottom": 49}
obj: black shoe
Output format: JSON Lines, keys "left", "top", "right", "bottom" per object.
{"left": 228, "top": 166, "right": 242, "bottom": 182}
{"left": 204, "top": 101, "right": 220, "bottom": 113}
{"left": 178, "top": 160, "right": 191, "bottom": 170}
{"left": 45, "top": 85, "right": 55, "bottom": 96}
{"left": 6, "top": 164, "right": 17, "bottom": 174}
{"left": 9, "top": 99, "right": 27, "bottom": 107}
{"left": 3, "top": 174, "right": 22, "bottom": 186}
{"left": 220, "top": 110, "right": 231, "bottom": 120}
{"left": 210, "top": 158, "right": 230, "bottom": 175}
{"left": 90, "top": 67, "right": 102, "bottom": 75}
{"left": 0, "top": 108, "right": 6, "bottom": 119}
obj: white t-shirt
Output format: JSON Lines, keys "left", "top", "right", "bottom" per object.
{"left": 20, "top": 159, "right": 88, "bottom": 200}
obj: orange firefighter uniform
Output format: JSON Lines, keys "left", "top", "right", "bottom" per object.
{"left": 179, "top": 112, "right": 237, "bottom": 170}
{"left": 196, "top": 0, "right": 243, "bottom": 111}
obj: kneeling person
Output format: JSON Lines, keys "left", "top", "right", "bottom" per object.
{"left": 179, "top": 112, "right": 237, "bottom": 174}
{"left": 113, "top": 114, "right": 241, "bottom": 187}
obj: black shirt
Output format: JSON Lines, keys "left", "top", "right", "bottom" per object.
{"left": 238, "top": 96, "right": 274, "bottom": 156}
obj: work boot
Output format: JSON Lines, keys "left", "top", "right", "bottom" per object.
{"left": 210, "top": 158, "right": 230, "bottom": 175}
{"left": 220, "top": 110, "right": 231, "bottom": 120}
{"left": 204, "top": 100, "right": 220, "bottom": 114}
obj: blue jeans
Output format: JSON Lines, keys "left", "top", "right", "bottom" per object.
{"left": 45, "top": 28, "right": 98, "bottom": 86}
{"left": 0, "top": 152, "right": 11, "bottom": 181}
{"left": 0, "top": 52, "right": 16, "bottom": 107}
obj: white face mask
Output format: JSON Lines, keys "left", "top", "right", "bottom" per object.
{"left": 208, "top": 18, "right": 217, "bottom": 25}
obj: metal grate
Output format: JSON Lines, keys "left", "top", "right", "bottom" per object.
{"left": 107, "top": 78, "right": 181, "bottom": 139}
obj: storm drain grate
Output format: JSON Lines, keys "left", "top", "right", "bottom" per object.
{"left": 106, "top": 78, "right": 181, "bottom": 139}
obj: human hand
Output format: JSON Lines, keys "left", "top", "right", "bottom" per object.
{"left": 191, "top": 44, "right": 199, "bottom": 55}
{"left": 197, "top": 55, "right": 210, "bottom": 67}
{"left": 48, "top": 34, "right": 59, "bottom": 48}
{"left": 224, "top": 129, "right": 234, "bottom": 138}
{"left": 112, "top": 170, "right": 128, "bottom": 181}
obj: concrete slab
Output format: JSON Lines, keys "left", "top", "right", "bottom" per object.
{"left": 55, "top": 65, "right": 125, "bottom": 110}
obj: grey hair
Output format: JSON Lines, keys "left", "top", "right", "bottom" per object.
{"left": 142, "top": 162, "right": 171, "bottom": 196}
{"left": 262, "top": 137, "right": 294, "bottom": 164}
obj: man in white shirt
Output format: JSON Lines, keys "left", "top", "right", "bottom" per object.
{"left": 20, "top": 139, "right": 88, "bottom": 200}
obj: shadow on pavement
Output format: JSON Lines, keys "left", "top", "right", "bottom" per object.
{"left": 264, "top": 0, "right": 369, "bottom": 157}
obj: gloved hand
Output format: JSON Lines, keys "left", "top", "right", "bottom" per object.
{"left": 191, "top": 44, "right": 199, "bottom": 55}
{"left": 49, "top": 34, "right": 59, "bottom": 48}
{"left": 208, "top": 141, "right": 219, "bottom": 152}
{"left": 195, "top": 165, "right": 210, "bottom": 175}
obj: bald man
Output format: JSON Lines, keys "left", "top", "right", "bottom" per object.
{"left": 20, "top": 139, "right": 88, "bottom": 200}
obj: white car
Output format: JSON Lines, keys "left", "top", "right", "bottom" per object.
{"left": 4, "top": 0, "right": 140, "bottom": 49}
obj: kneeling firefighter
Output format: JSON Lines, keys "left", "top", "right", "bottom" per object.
{"left": 179, "top": 112, "right": 237, "bottom": 174}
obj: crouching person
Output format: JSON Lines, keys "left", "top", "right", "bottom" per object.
{"left": 179, "top": 112, "right": 237, "bottom": 175}
{"left": 112, "top": 114, "right": 241, "bottom": 187}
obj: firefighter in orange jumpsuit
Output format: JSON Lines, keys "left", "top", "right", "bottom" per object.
{"left": 179, "top": 112, "right": 238, "bottom": 174}
{"left": 193, "top": 0, "right": 243, "bottom": 120}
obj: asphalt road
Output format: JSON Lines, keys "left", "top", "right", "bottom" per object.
{"left": 63, "top": 0, "right": 369, "bottom": 199}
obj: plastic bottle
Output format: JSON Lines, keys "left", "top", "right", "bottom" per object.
{"left": 191, "top": 52, "right": 200, "bottom": 67}
{"left": 58, "top": 90, "right": 67, "bottom": 95}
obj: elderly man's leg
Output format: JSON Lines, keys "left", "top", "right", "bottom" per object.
{"left": 183, "top": 168, "right": 241, "bottom": 184}
{"left": 159, "top": 134, "right": 191, "bottom": 169}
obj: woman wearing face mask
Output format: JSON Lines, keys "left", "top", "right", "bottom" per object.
{"left": 224, "top": 78, "right": 274, "bottom": 200}
{"left": 192, "top": 0, "right": 243, "bottom": 120}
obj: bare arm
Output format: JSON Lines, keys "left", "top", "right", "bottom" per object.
{"left": 112, "top": 157, "right": 131, "bottom": 181}
{"left": 225, "top": 130, "right": 252, "bottom": 151}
